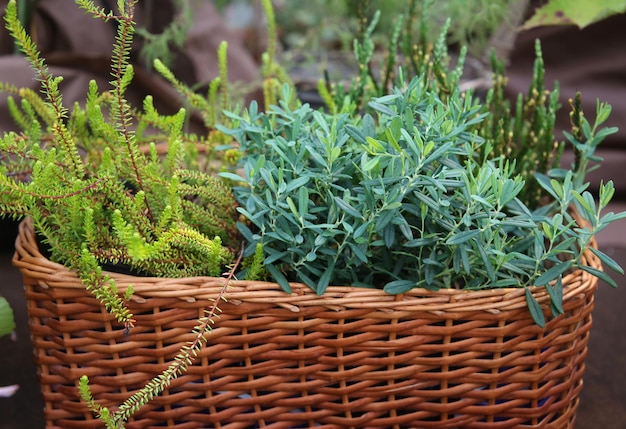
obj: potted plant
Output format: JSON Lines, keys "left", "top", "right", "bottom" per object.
{"left": 2, "top": 1, "right": 625, "bottom": 429}
{"left": 215, "top": 77, "right": 623, "bottom": 429}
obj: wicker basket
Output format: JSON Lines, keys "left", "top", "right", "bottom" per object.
{"left": 13, "top": 218, "right": 600, "bottom": 429}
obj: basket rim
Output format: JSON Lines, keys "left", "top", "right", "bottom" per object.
{"left": 12, "top": 217, "right": 601, "bottom": 314}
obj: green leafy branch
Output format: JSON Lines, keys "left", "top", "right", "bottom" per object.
{"left": 79, "top": 255, "right": 237, "bottom": 428}
{"left": 153, "top": 47, "right": 232, "bottom": 131}
{"left": 4, "top": 0, "right": 84, "bottom": 179}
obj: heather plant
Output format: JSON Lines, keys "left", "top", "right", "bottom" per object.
{"left": 0, "top": 1, "right": 241, "bottom": 425}
{"left": 0, "top": 0, "right": 239, "bottom": 303}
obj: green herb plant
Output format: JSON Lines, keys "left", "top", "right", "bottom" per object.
{"left": 223, "top": 74, "right": 626, "bottom": 327}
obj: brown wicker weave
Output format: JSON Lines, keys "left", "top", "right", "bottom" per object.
{"left": 13, "top": 218, "right": 600, "bottom": 429}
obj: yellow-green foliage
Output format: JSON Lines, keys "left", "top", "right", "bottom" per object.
{"left": 0, "top": 1, "right": 251, "bottom": 427}
{"left": 78, "top": 260, "right": 230, "bottom": 429}
{"left": 1, "top": 0, "right": 243, "bottom": 425}
{"left": 260, "top": 0, "right": 297, "bottom": 110}
{"left": 0, "top": 0, "right": 240, "bottom": 323}
{"left": 152, "top": 41, "right": 233, "bottom": 133}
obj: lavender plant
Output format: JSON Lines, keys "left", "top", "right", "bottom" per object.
{"left": 223, "top": 75, "right": 626, "bottom": 327}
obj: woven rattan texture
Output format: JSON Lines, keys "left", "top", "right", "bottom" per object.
{"left": 13, "top": 219, "right": 599, "bottom": 429}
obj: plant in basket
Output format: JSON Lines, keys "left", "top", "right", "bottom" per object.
{"left": 0, "top": 0, "right": 301, "bottom": 425}
{"left": 0, "top": 0, "right": 249, "bottom": 427}
{"left": 214, "top": 12, "right": 626, "bottom": 429}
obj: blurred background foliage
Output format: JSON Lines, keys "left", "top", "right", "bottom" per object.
{"left": 215, "top": 0, "right": 516, "bottom": 59}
